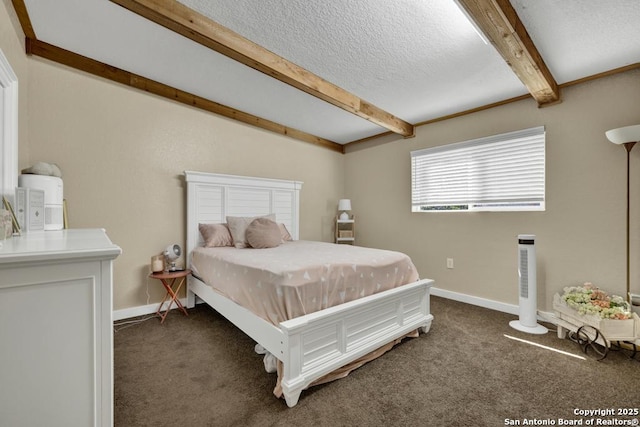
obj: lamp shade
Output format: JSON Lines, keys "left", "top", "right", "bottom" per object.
{"left": 338, "top": 199, "right": 352, "bottom": 211}
{"left": 605, "top": 124, "right": 640, "bottom": 144}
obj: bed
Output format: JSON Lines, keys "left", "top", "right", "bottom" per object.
{"left": 185, "top": 171, "right": 434, "bottom": 407}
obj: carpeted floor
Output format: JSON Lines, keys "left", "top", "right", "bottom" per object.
{"left": 114, "top": 296, "right": 639, "bottom": 426}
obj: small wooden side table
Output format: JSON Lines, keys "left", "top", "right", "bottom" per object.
{"left": 149, "top": 269, "right": 191, "bottom": 324}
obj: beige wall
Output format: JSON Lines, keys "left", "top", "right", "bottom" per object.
{"left": 345, "top": 69, "right": 640, "bottom": 311}
{"left": 4, "top": 2, "right": 640, "bottom": 313}
{"left": 1, "top": 3, "right": 344, "bottom": 310}
{"left": 25, "top": 59, "right": 345, "bottom": 310}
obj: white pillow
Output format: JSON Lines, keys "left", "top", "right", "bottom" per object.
{"left": 226, "top": 214, "right": 276, "bottom": 248}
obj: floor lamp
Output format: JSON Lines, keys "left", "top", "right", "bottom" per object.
{"left": 605, "top": 124, "right": 640, "bottom": 302}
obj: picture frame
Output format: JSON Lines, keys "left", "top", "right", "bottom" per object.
{"left": 2, "top": 196, "right": 20, "bottom": 235}
{"left": 63, "top": 199, "right": 68, "bottom": 229}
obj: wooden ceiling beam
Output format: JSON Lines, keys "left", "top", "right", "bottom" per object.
{"left": 109, "top": 0, "right": 414, "bottom": 138}
{"left": 25, "top": 38, "right": 344, "bottom": 153}
{"left": 455, "top": 0, "right": 560, "bottom": 106}
{"left": 10, "top": 0, "right": 36, "bottom": 39}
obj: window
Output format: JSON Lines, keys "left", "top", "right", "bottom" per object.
{"left": 411, "top": 126, "right": 545, "bottom": 212}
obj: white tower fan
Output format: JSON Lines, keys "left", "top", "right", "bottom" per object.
{"left": 509, "top": 234, "right": 547, "bottom": 334}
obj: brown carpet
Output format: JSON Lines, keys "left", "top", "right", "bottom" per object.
{"left": 114, "top": 296, "right": 639, "bottom": 426}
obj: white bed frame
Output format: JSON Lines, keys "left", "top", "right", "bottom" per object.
{"left": 185, "top": 171, "right": 434, "bottom": 407}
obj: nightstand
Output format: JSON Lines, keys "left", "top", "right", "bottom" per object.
{"left": 149, "top": 269, "right": 191, "bottom": 323}
{"left": 336, "top": 215, "right": 355, "bottom": 244}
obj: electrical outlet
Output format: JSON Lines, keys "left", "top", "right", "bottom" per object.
{"left": 447, "top": 258, "right": 454, "bottom": 269}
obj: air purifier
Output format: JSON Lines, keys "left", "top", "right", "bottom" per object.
{"left": 509, "top": 234, "right": 548, "bottom": 334}
{"left": 18, "top": 174, "right": 64, "bottom": 230}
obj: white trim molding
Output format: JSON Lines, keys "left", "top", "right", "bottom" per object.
{"left": 431, "top": 286, "right": 520, "bottom": 315}
{"left": 115, "top": 290, "right": 558, "bottom": 327}
{"left": 431, "top": 286, "right": 556, "bottom": 324}
{"left": 113, "top": 297, "right": 188, "bottom": 322}
{"left": 0, "top": 49, "right": 19, "bottom": 204}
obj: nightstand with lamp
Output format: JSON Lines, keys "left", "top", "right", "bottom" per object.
{"left": 336, "top": 199, "right": 355, "bottom": 245}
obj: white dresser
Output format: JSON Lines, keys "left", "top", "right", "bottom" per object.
{"left": 0, "top": 229, "right": 121, "bottom": 427}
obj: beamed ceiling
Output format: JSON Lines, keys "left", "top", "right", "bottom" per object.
{"left": 9, "top": 0, "right": 640, "bottom": 153}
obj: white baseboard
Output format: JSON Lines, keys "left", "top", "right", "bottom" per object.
{"left": 431, "top": 287, "right": 520, "bottom": 315}
{"left": 113, "top": 298, "right": 188, "bottom": 322}
{"left": 431, "top": 286, "right": 557, "bottom": 325}
{"left": 113, "top": 289, "right": 558, "bottom": 325}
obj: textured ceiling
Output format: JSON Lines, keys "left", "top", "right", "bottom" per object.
{"left": 512, "top": 0, "right": 640, "bottom": 83}
{"left": 18, "top": 0, "right": 640, "bottom": 146}
{"left": 179, "top": 0, "right": 524, "bottom": 122}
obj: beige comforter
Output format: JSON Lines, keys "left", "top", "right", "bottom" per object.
{"left": 191, "top": 240, "right": 420, "bottom": 325}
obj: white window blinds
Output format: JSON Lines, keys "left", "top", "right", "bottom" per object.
{"left": 411, "top": 126, "right": 545, "bottom": 212}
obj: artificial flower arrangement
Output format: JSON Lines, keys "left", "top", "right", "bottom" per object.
{"left": 561, "top": 283, "right": 631, "bottom": 320}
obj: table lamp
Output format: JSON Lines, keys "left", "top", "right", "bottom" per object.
{"left": 338, "top": 199, "right": 351, "bottom": 220}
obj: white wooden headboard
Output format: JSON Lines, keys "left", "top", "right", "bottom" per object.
{"left": 184, "top": 171, "right": 303, "bottom": 262}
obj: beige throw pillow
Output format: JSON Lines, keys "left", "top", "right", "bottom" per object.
{"left": 199, "top": 223, "right": 233, "bottom": 247}
{"left": 278, "top": 223, "right": 293, "bottom": 241}
{"left": 246, "top": 217, "right": 282, "bottom": 249}
{"left": 227, "top": 214, "right": 276, "bottom": 248}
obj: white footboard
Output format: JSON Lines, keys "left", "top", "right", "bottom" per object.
{"left": 188, "top": 276, "right": 433, "bottom": 406}
{"left": 279, "top": 278, "right": 433, "bottom": 406}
